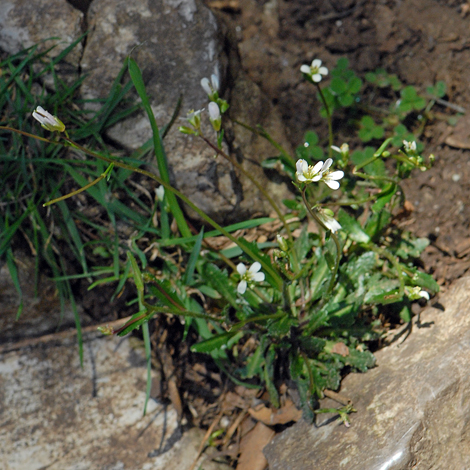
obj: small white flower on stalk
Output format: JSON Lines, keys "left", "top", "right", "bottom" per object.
{"left": 156, "top": 185, "right": 165, "bottom": 201}
{"left": 32, "top": 106, "right": 65, "bottom": 132}
{"left": 296, "top": 158, "right": 344, "bottom": 190}
{"left": 201, "top": 74, "right": 219, "bottom": 99}
{"left": 295, "top": 159, "right": 325, "bottom": 183}
{"left": 331, "top": 143, "right": 349, "bottom": 159}
{"left": 405, "top": 286, "right": 430, "bottom": 301}
{"left": 317, "top": 208, "right": 342, "bottom": 233}
{"left": 208, "top": 102, "right": 222, "bottom": 131}
{"left": 403, "top": 140, "right": 417, "bottom": 152}
{"left": 236, "top": 262, "right": 265, "bottom": 294}
{"left": 186, "top": 108, "right": 203, "bottom": 130}
{"left": 300, "top": 59, "right": 328, "bottom": 83}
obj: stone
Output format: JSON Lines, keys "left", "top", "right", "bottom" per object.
{"left": 79, "top": 0, "right": 290, "bottom": 223}
{"left": 264, "top": 275, "right": 470, "bottom": 470}
{"left": 0, "top": 330, "right": 229, "bottom": 470}
{"left": 0, "top": 0, "right": 84, "bottom": 66}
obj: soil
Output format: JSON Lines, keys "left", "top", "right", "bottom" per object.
{"left": 210, "top": 0, "right": 470, "bottom": 294}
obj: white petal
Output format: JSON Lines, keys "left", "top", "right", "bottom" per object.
{"left": 325, "top": 180, "right": 340, "bottom": 190}
{"left": 253, "top": 272, "right": 265, "bottom": 282}
{"left": 297, "top": 174, "right": 307, "bottom": 182}
{"left": 208, "top": 102, "right": 220, "bottom": 120}
{"left": 211, "top": 74, "right": 219, "bottom": 91}
{"left": 321, "top": 158, "right": 333, "bottom": 172}
{"left": 296, "top": 159, "right": 307, "bottom": 174}
{"left": 329, "top": 170, "right": 344, "bottom": 180}
{"left": 311, "top": 174, "right": 323, "bottom": 182}
{"left": 201, "top": 77, "right": 211, "bottom": 95}
{"left": 312, "top": 161, "right": 324, "bottom": 174}
{"left": 331, "top": 146, "right": 341, "bottom": 153}
{"left": 249, "top": 262, "right": 261, "bottom": 273}
{"left": 238, "top": 280, "right": 247, "bottom": 294}
{"left": 311, "top": 59, "right": 322, "bottom": 68}
{"left": 300, "top": 64, "right": 311, "bottom": 74}
{"left": 419, "top": 290, "right": 430, "bottom": 300}
{"left": 237, "top": 263, "right": 246, "bottom": 275}
{"left": 312, "top": 74, "right": 322, "bottom": 82}
{"left": 319, "top": 66, "right": 328, "bottom": 75}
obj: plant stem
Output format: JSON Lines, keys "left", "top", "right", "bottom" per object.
{"left": 301, "top": 189, "right": 341, "bottom": 302}
{"left": 315, "top": 84, "right": 333, "bottom": 160}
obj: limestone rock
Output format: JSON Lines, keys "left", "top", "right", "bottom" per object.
{"left": 0, "top": 0, "right": 83, "bottom": 66}
{"left": 265, "top": 275, "right": 470, "bottom": 470}
{"left": 0, "top": 331, "right": 229, "bottom": 470}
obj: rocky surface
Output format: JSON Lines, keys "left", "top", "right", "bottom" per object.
{"left": 264, "top": 275, "right": 470, "bottom": 470}
{"left": 0, "top": 330, "right": 230, "bottom": 470}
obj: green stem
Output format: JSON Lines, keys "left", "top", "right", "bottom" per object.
{"left": 315, "top": 84, "right": 333, "bottom": 160}
{"left": 369, "top": 244, "right": 404, "bottom": 301}
{"left": 201, "top": 135, "right": 300, "bottom": 272}
{"left": 301, "top": 189, "right": 341, "bottom": 302}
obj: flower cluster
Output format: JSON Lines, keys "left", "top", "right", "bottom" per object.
{"left": 237, "top": 262, "right": 265, "bottom": 294}
{"left": 32, "top": 106, "right": 65, "bottom": 133}
{"left": 295, "top": 158, "right": 344, "bottom": 190}
{"left": 300, "top": 59, "right": 328, "bottom": 83}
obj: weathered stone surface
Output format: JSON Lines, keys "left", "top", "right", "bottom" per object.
{"left": 265, "top": 275, "right": 470, "bottom": 470}
{"left": 0, "top": 0, "right": 83, "bottom": 65}
{"left": 0, "top": 331, "right": 229, "bottom": 470}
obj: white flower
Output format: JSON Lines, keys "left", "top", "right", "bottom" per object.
{"left": 300, "top": 59, "right": 328, "bottom": 83}
{"left": 331, "top": 143, "right": 349, "bottom": 158}
{"left": 208, "top": 102, "right": 221, "bottom": 131}
{"left": 405, "top": 286, "right": 430, "bottom": 301}
{"left": 295, "top": 159, "right": 325, "bottom": 183}
{"left": 201, "top": 74, "right": 219, "bottom": 97}
{"left": 186, "top": 108, "right": 204, "bottom": 129}
{"left": 32, "top": 106, "right": 65, "bottom": 132}
{"left": 403, "top": 140, "right": 416, "bottom": 152}
{"left": 317, "top": 208, "right": 342, "bottom": 233}
{"left": 296, "top": 158, "right": 344, "bottom": 190}
{"left": 236, "top": 262, "right": 265, "bottom": 294}
{"left": 156, "top": 186, "right": 165, "bottom": 201}
{"left": 321, "top": 169, "right": 344, "bottom": 190}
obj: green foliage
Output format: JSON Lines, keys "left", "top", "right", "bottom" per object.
{"left": 2, "top": 50, "right": 445, "bottom": 419}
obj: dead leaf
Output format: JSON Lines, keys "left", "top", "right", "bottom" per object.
{"left": 248, "top": 399, "right": 302, "bottom": 425}
{"left": 331, "top": 342, "right": 350, "bottom": 357}
{"left": 236, "top": 421, "right": 275, "bottom": 470}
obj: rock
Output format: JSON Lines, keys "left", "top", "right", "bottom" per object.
{"left": 80, "top": 0, "right": 290, "bottom": 223}
{"left": 0, "top": 0, "right": 83, "bottom": 67}
{"left": 0, "top": 330, "right": 229, "bottom": 470}
{"left": 264, "top": 275, "right": 470, "bottom": 470}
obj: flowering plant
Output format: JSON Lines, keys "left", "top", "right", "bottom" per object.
{"left": 1, "top": 52, "right": 441, "bottom": 424}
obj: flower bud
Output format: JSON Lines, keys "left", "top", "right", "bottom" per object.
{"left": 208, "top": 102, "right": 221, "bottom": 131}
{"left": 32, "top": 106, "right": 65, "bottom": 132}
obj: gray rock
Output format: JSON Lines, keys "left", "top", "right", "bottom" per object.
{"left": 0, "top": 331, "right": 229, "bottom": 470}
{"left": 80, "top": 0, "right": 290, "bottom": 223}
{"left": 265, "top": 275, "right": 470, "bottom": 470}
{"left": 0, "top": 0, "right": 83, "bottom": 66}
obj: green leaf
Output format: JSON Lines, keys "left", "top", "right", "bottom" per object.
{"left": 371, "top": 184, "right": 396, "bottom": 213}
{"left": 240, "top": 342, "right": 266, "bottom": 379}
{"left": 338, "top": 209, "right": 370, "bottom": 243}
{"left": 364, "top": 278, "right": 401, "bottom": 304}
{"left": 403, "top": 266, "right": 439, "bottom": 294}
{"left": 267, "top": 315, "right": 297, "bottom": 338}
{"left": 190, "top": 331, "right": 239, "bottom": 353}
{"left": 364, "top": 209, "right": 391, "bottom": 239}
{"left": 341, "top": 348, "right": 376, "bottom": 372}
{"left": 201, "top": 263, "right": 239, "bottom": 309}
{"left": 183, "top": 228, "right": 204, "bottom": 286}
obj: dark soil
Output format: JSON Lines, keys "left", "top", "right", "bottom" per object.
{"left": 211, "top": 0, "right": 470, "bottom": 294}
